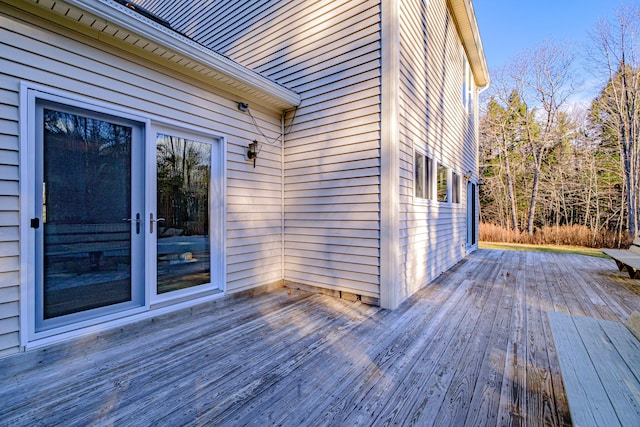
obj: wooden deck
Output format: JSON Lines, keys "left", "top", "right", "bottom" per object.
{"left": 2, "top": 249, "right": 640, "bottom": 426}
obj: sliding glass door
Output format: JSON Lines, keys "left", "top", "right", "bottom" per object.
{"left": 34, "top": 101, "right": 144, "bottom": 331}
{"left": 467, "top": 182, "right": 477, "bottom": 246}
{"left": 155, "top": 132, "right": 212, "bottom": 295}
{"left": 27, "top": 91, "right": 224, "bottom": 339}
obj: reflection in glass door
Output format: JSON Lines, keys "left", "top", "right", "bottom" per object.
{"left": 156, "top": 133, "right": 211, "bottom": 294}
{"left": 467, "top": 182, "right": 477, "bottom": 246}
{"left": 35, "top": 103, "right": 144, "bottom": 329}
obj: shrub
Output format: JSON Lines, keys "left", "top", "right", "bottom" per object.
{"left": 479, "top": 223, "right": 629, "bottom": 248}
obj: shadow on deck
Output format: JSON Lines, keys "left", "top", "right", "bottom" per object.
{"left": 1, "top": 249, "right": 639, "bottom": 426}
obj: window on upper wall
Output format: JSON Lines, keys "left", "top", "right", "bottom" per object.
{"left": 462, "top": 54, "right": 474, "bottom": 114}
{"left": 414, "top": 150, "right": 433, "bottom": 201}
{"left": 437, "top": 163, "right": 448, "bottom": 202}
{"left": 451, "top": 171, "right": 461, "bottom": 204}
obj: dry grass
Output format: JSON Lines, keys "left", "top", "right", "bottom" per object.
{"left": 479, "top": 223, "right": 628, "bottom": 249}
{"left": 479, "top": 241, "right": 609, "bottom": 258}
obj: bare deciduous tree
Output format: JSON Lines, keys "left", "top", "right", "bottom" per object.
{"left": 589, "top": 3, "right": 640, "bottom": 239}
{"left": 510, "top": 42, "right": 577, "bottom": 234}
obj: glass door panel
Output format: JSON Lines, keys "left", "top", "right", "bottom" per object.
{"left": 467, "top": 182, "right": 477, "bottom": 245}
{"left": 38, "top": 106, "right": 140, "bottom": 322}
{"left": 156, "top": 133, "right": 211, "bottom": 294}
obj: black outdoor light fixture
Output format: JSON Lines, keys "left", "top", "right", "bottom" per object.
{"left": 247, "top": 139, "right": 259, "bottom": 168}
{"left": 238, "top": 100, "right": 297, "bottom": 168}
{"left": 238, "top": 102, "right": 260, "bottom": 167}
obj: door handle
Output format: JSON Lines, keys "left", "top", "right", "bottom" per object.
{"left": 149, "top": 213, "right": 165, "bottom": 233}
{"left": 123, "top": 214, "right": 142, "bottom": 234}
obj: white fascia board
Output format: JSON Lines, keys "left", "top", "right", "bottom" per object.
{"left": 64, "top": 0, "right": 301, "bottom": 108}
{"left": 449, "top": 0, "right": 490, "bottom": 87}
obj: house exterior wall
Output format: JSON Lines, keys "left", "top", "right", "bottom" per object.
{"left": 0, "top": 0, "right": 484, "bottom": 357}
{"left": 141, "top": 0, "right": 483, "bottom": 307}
{"left": 0, "top": 1, "right": 285, "bottom": 356}
{"left": 140, "top": 0, "right": 384, "bottom": 302}
{"left": 397, "top": 0, "right": 479, "bottom": 302}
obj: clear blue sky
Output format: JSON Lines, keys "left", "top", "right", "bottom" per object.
{"left": 473, "top": 0, "right": 620, "bottom": 72}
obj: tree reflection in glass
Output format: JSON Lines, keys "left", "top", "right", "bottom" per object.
{"left": 42, "top": 109, "right": 133, "bottom": 318}
{"left": 156, "top": 133, "right": 211, "bottom": 294}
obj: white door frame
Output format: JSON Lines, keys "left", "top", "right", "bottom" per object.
{"left": 148, "top": 124, "right": 226, "bottom": 306}
{"left": 19, "top": 83, "right": 227, "bottom": 346}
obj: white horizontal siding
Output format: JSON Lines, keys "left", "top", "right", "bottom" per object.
{"left": 397, "top": 0, "right": 476, "bottom": 299}
{"left": 0, "top": 47, "right": 20, "bottom": 356}
{"left": 139, "top": 0, "right": 384, "bottom": 300}
{"left": 0, "top": 3, "right": 288, "bottom": 355}
{"left": 141, "top": 0, "right": 481, "bottom": 306}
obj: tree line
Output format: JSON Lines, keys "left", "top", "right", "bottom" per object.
{"left": 479, "top": 3, "right": 640, "bottom": 247}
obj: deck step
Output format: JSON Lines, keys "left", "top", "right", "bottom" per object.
{"left": 548, "top": 311, "right": 640, "bottom": 427}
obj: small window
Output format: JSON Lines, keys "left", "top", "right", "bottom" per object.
{"left": 415, "top": 152, "right": 425, "bottom": 199}
{"left": 437, "top": 163, "right": 448, "bottom": 202}
{"left": 451, "top": 172, "right": 460, "bottom": 204}
{"left": 462, "top": 56, "right": 468, "bottom": 108}
{"left": 462, "top": 54, "right": 474, "bottom": 113}
{"left": 414, "top": 151, "right": 433, "bottom": 201}
{"left": 425, "top": 157, "right": 433, "bottom": 200}
{"left": 468, "top": 78, "right": 474, "bottom": 114}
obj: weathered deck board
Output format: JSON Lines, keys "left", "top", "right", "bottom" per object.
{"left": 525, "top": 252, "right": 560, "bottom": 426}
{"left": 465, "top": 253, "right": 515, "bottom": 426}
{"left": 430, "top": 261, "right": 507, "bottom": 427}
{"left": 538, "top": 254, "right": 572, "bottom": 426}
{"left": 2, "top": 249, "right": 640, "bottom": 426}
{"left": 497, "top": 251, "right": 528, "bottom": 426}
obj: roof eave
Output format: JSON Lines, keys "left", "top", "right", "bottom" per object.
{"left": 59, "top": 0, "right": 301, "bottom": 109}
{"left": 449, "top": 0, "right": 490, "bottom": 88}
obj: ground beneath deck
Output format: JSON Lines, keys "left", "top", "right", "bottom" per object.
{"left": 2, "top": 249, "right": 640, "bottom": 426}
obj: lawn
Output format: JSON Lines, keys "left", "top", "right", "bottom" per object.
{"left": 479, "top": 241, "right": 610, "bottom": 258}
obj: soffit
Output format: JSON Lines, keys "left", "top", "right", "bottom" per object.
{"left": 20, "top": 0, "right": 301, "bottom": 110}
{"left": 448, "top": 0, "right": 490, "bottom": 87}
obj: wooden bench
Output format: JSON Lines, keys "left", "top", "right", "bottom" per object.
{"left": 548, "top": 311, "right": 640, "bottom": 426}
{"left": 44, "top": 223, "right": 130, "bottom": 271}
{"left": 602, "top": 237, "right": 640, "bottom": 278}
